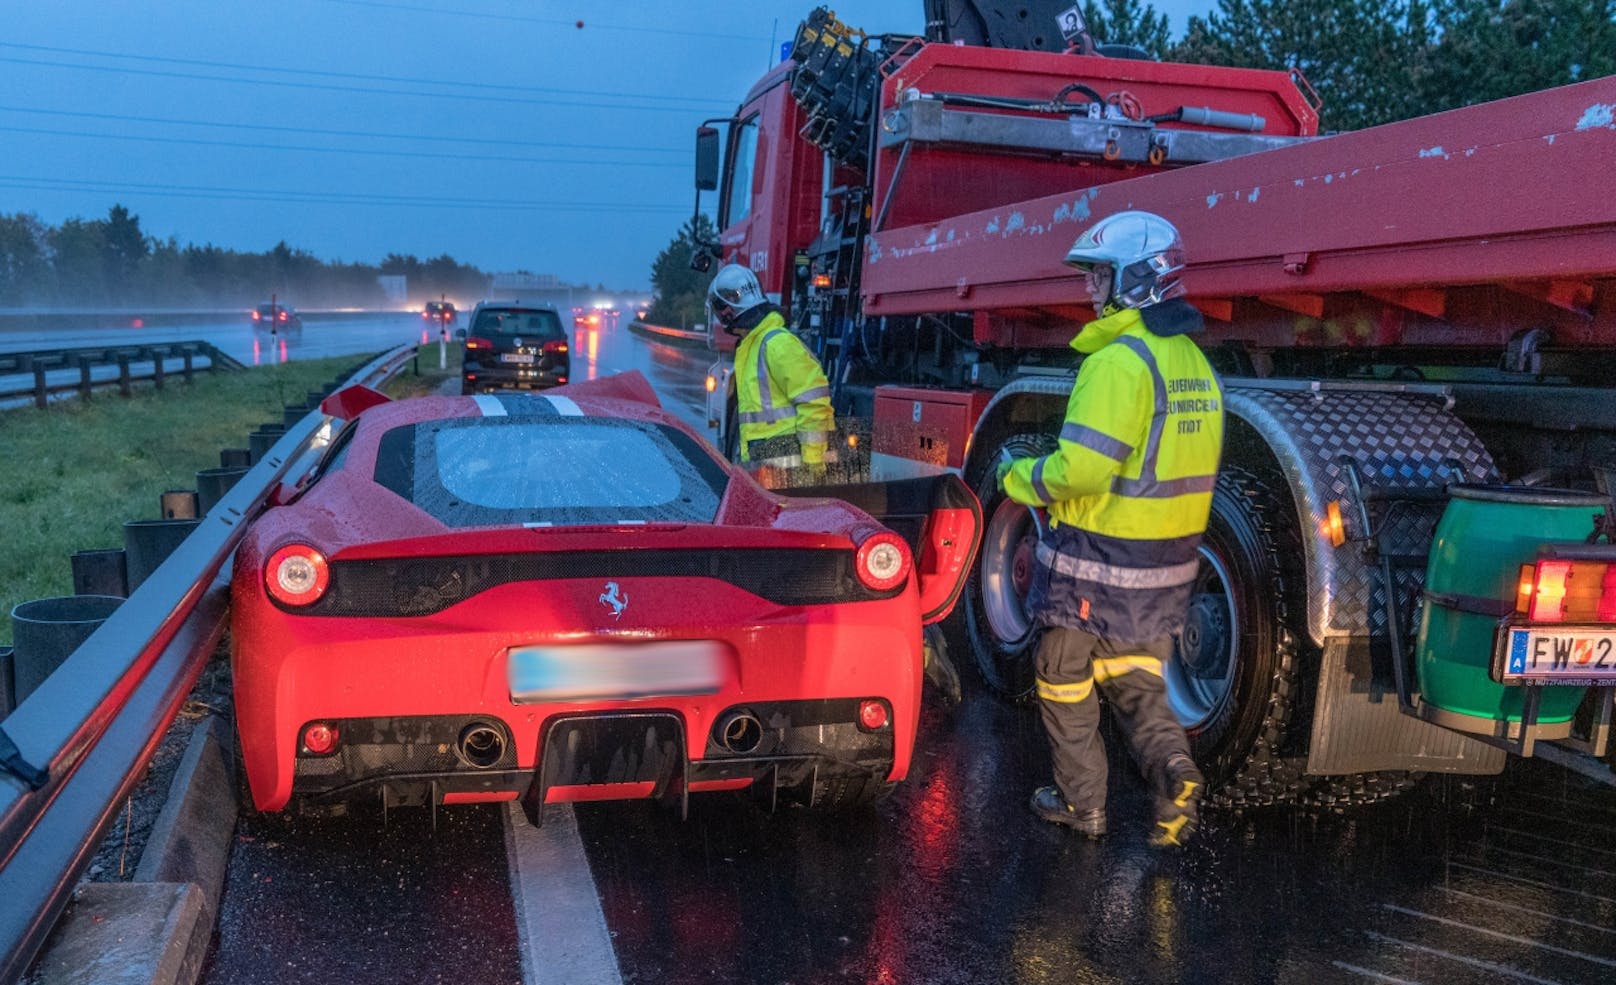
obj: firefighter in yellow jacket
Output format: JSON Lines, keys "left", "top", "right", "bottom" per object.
{"left": 998, "top": 211, "right": 1224, "bottom": 847}
{"left": 708, "top": 264, "right": 834, "bottom": 474}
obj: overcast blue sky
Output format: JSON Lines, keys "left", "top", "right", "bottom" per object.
{"left": 0, "top": 1, "right": 1213, "bottom": 292}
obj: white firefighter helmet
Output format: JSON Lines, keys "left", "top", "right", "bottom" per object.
{"left": 1064, "top": 210, "right": 1187, "bottom": 311}
{"left": 707, "top": 264, "right": 768, "bottom": 329}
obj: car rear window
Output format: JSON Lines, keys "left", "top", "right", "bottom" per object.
{"left": 372, "top": 416, "right": 727, "bottom": 527}
{"left": 472, "top": 308, "right": 564, "bottom": 339}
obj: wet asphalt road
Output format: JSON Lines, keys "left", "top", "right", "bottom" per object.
{"left": 138, "top": 313, "right": 1614, "bottom": 984}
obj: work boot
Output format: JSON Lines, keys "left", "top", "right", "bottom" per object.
{"left": 1030, "top": 786, "right": 1106, "bottom": 838}
{"left": 923, "top": 625, "right": 962, "bottom": 705}
{"left": 1149, "top": 758, "right": 1204, "bottom": 849}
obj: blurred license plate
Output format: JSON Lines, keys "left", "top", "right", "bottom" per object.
{"left": 1501, "top": 628, "right": 1616, "bottom": 683}
{"left": 500, "top": 353, "right": 535, "bottom": 363}
{"left": 507, "top": 641, "right": 725, "bottom": 703}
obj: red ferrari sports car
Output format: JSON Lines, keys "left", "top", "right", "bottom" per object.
{"left": 231, "top": 371, "right": 980, "bottom": 823}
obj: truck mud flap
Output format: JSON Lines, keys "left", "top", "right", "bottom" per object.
{"left": 521, "top": 712, "right": 687, "bottom": 827}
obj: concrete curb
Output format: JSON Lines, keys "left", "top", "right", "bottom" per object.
{"left": 30, "top": 717, "right": 238, "bottom": 985}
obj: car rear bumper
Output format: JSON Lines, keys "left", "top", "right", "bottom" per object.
{"left": 232, "top": 579, "right": 922, "bottom": 813}
{"left": 462, "top": 359, "right": 568, "bottom": 390}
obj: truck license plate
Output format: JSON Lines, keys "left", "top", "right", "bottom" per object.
{"left": 507, "top": 641, "right": 725, "bottom": 703}
{"left": 500, "top": 353, "right": 535, "bottom": 364}
{"left": 1501, "top": 628, "right": 1616, "bottom": 684}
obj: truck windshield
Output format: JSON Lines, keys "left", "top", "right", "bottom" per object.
{"left": 724, "top": 114, "right": 759, "bottom": 225}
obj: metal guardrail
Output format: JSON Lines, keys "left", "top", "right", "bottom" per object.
{"left": 0, "top": 343, "right": 416, "bottom": 985}
{"left": 0, "top": 342, "right": 245, "bottom": 408}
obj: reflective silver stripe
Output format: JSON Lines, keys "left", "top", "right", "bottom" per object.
{"left": 739, "top": 407, "right": 795, "bottom": 424}
{"left": 1030, "top": 457, "right": 1053, "bottom": 503}
{"left": 1109, "top": 334, "right": 1217, "bottom": 500}
{"left": 1111, "top": 473, "right": 1218, "bottom": 498}
{"left": 753, "top": 454, "right": 804, "bottom": 468}
{"left": 798, "top": 430, "right": 830, "bottom": 444}
{"left": 1114, "top": 335, "right": 1167, "bottom": 485}
{"left": 543, "top": 394, "right": 584, "bottom": 416}
{"left": 474, "top": 395, "right": 507, "bottom": 417}
{"left": 1060, "top": 422, "right": 1133, "bottom": 461}
{"left": 792, "top": 385, "right": 831, "bottom": 404}
{"left": 1036, "top": 542, "right": 1199, "bottom": 589}
{"left": 753, "top": 328, "right": 786, "bottom": 420}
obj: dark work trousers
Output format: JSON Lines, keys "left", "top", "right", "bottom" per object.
{"left": 1035, "top": 627, "right": 1194, "bottom": 813}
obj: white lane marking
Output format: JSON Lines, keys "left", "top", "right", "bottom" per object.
{"left": 503, "top": 801, "right": 623, "bottom": 985}
{"left": 1331, "top": 962, "right": 1422, "bottom": 984}
{"left": 1363, "top": 931, "right": 1565, "bottom": 985}
{"left": 1436, "top": 887, "right": 1616, "bottom": 936}
{"left": 544, "top": 394, "right": 584, "bottom": 416}
{"left": 1449, "top": 861, "right": 1616, "bottom": 905}
{"left": 1473, "top": 843, "right": 1616, "bottom": 879}
{"left": 475, "top": 395, "right": 507, "bottom": 416}
{"left": 1380, "top": 903, "right": 1616, "bottom": 968}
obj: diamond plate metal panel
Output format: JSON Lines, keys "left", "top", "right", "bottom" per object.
{"left": 1225, "top": 385, "right": 1499, "bottom": 645}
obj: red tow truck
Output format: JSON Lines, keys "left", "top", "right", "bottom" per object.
{"left": 695, "top": 3, "right": 1616, "bottom": 807}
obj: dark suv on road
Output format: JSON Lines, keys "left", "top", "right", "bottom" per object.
{"left": 460, "top": 302, "right": 570, "bottom": 394}
{"left": 252, "top": 302, "right": 301, "bottom": 330}
{"left": 423, "top": 300, "right": 457, "bottom": 327}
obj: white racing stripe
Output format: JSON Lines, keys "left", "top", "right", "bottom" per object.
{"left": 544, "top": 394, "right": 584, "bottom": 416}
{"left": 475, "top": 394, "right": 507, "bottom": 416}
{"left": 503, "top": 802, "right": 623, "bottom": 985}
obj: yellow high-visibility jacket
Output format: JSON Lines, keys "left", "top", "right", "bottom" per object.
{"left": 734, "top": 310, "right": 834, "bottom": 465}
{"left": 1003, "top": 301, "right": 1224, "bottom": 641}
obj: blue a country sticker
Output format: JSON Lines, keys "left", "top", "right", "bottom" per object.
{"left": 1508, "top": 631, "right": 1528, "bottom": 674}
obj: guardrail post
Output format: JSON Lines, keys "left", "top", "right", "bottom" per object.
{"left": 33, "top": 363, "right": 48, "bottom": 409}
{"left": 77, "top": 356, "right": 93, "bottom": 400}
{"left": 181, "top": 348, "right": 195, "bottom": 383}
{"left": 150, "top": 348, "right": 165, "bottom": 391}
{"left": 117, "top": 354, "right": 132, "bottom": 397}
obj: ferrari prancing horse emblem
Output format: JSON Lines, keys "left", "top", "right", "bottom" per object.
{"left": 599, "top": 581, "right": 628, "bottom": 619}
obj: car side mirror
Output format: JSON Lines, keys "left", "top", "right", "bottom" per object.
{"left": 695, "top": 125, "right": 720, "bottom": 192}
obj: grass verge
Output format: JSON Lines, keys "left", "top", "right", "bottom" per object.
{"left": 1, "top": 355, "right": 386, "bottom": 645}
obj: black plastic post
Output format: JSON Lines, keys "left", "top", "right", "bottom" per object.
{"left": 282, "top": 406, "right": 308, "bottom": 428}
{"left": 117, "top": 355, "right": 131, "bottom": 397}
{"left": 196, "top": 466, "right": 249, "bottom": 514}
{"left": 70, "top": 549, "right": 128, "bottom": 598}
{"left": 77, "top": 356, "right": 92, "bottom": 400}
{"left": 181, "top": 349, "right": 195, "bottom": 383}
{"left": 9, "top": 596, "right": 124, "bottom": 703}
{"left": 219, "top": 448, "right": 252, "bottom": 469}
{"left": 150, "top": 348, "right": 165, "bottom": 390}
{"left": 0, "top": 645, "right": 13, "bottom": 718}
{"left": 32, "top": 364, "right": 46, "bottom": 409}
{"left": 247, "top": 430, "right": 277, "bottom": 464}
{"left": 122, "top": 519, "right": 201, "bottom": 591}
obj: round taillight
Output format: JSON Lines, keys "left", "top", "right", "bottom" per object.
{"left": 266, "top": 544, "right": 329, "bottom": 606}
{"left": 855, "top": 532, "right": 910, "bottom": 592}
{"left": 301, "top": 722, "right": 339, "bottom": 756}
{"left": 858, "top": 699, "right": 890, "bottom": 731}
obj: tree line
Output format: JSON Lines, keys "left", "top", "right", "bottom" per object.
{"left": 647, "top": 0, "right": 1613, "bottom": 324}
{"left": 0, "top": 205, "right": 493, "bottom": 308}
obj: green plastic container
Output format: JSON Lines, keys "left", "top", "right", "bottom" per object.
{"left": 1417, "top": 484, "right": 1606, "bottom": 727}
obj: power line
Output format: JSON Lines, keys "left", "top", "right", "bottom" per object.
{"left": 0, "top": 103, "right": 686, "bottom": 154}
{"left": 0, "top": 54, "right": 729, "bottom": 114}
{"left": 0, "top": 123, "right": 684, "bottom": 168}
{"left": 317, "top": 0, "right": 774, "bottom": 44}
{"left": 0, "top": 174, "right": 690, "bottom": 213}
{"left": 0, "top": 41, "right": 733, "bottom": 108}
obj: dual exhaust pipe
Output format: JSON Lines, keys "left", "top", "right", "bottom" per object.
{"left": 457, "top": 712, "right": 763, "bottom": 767}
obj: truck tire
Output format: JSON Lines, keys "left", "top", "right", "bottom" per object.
{"left": 1176, "top": 466, "right": 1310, "bottom": 808}
{"left": 964, "top": 432, "right": 1057, "bottom": 700}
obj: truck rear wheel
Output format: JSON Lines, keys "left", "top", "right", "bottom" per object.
{"left": 964, "top": 433, "right": 1056, "bottom": 700}
{"left": 1175, "top": 466, "right": 1309, "bottom": 807}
